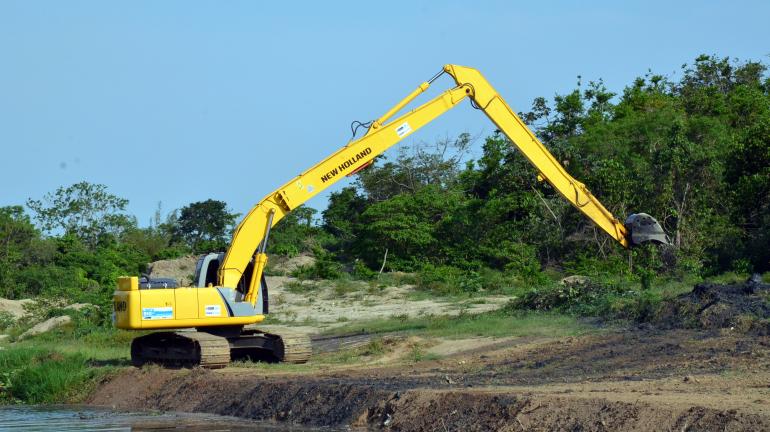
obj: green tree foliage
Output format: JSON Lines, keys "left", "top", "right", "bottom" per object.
{"left": 0, "top": 206, "right": 44, "bottom": 298}
{"left": 268, "top": 205, "right": 323, "bottom": 256}
{"left": 172, "top": 199, "right": 238, "bottom": 253}
{"left": 122, "top": 204, "right": 187, "bottom": 260}
{"left": 727, "top": 117, "right": 770, "bottom": 269}
{"left": 27, "top": 182, "right": 134, "bottom": 250}
{"left": 322, "top": 187, "right": 366, "bottom": 254}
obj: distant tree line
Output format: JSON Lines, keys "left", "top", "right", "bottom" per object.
{"left": 0, "top": 183, "right": 239, "bottom": 310}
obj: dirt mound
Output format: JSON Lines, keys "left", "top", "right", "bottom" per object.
{"left": 654, "top": 278, "right": 770, "bottom": 334}
{"left": 268, "top": 254, "right": 316, "bottom": 275}
{"left": 147, "top": 255, "right": 199, "bottom": 286}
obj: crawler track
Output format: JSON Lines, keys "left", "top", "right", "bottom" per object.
{"left": 131, "top": 329, "right": 311, "bottom": 368}
{"left": 130, "top": 331, "right": 230, "bottom": 369}
{"left": 273, "top": 330, "right": 312, "bottom": 363}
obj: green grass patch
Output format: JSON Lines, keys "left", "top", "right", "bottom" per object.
{"left": 283, "top": 280, "right": 317, "bottom": 294}
{"left": 0, "top": 346, "right": 119, "bottom": 404}
{"left": 324, "top": 310, "right": 593, "bottom": 339}
{"left": 0, "top": 325, "right": 132, "bottom": 405}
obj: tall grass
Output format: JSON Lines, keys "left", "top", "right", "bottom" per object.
{"left": 324, "top": 310, "right": 593, "bottom": 339}
{"left": 0, "top": 347, "right": 115, "bottom": 404}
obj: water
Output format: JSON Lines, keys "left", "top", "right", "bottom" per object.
{"left": 0, "top": 405, "right": 328, "bottom": 431}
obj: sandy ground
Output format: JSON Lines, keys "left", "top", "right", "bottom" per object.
{"left": 263, "top": 275, "right": 510, "bottom": 333}
{"left": 147, "top": 254, "right": 511, "bottom": 333}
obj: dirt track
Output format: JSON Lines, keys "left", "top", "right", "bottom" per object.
{"left": 88, "top": 327, "right": 770, "bottom": 431}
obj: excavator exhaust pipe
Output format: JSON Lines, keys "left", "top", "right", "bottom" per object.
{"left": 624, "top": 213, "right": 670, "bottom": 246}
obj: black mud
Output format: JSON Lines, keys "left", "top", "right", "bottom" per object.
{"left": 653, "top": 277, "right": 770, "bottom": 333}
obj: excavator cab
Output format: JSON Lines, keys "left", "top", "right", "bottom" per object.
{"left": 194, "top": 252, "right": 269, "bottom": 313}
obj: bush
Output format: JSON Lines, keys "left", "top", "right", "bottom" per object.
{"left": 564, "top": 253, "right": 630, "bottom": 277}
{"left": 0, "top": 347, "right": 102, "bottom": 404}
{"left": 506, "top": 278, "right": 632, "bottom": 316}
{"left": 291, "top": 248, "right": 343, "bottom": 280}
{"left": 352, "top": 260, "right": 377, "bottom": 280}
{"left": 415, "top": 264, "right": 481, "bottom": 295}
{"left": 0, "top": 311, "right": 14, "bottom": 331}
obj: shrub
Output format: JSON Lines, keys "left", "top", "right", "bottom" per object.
{"left": 564, "top": 253, "right": 630, "bottom": 277}
{"left": 291, "top": 248, "right": 343, "bottom": 280}
{"left": 352, "top": 260, "right": 377, "bottom": 280}
{"left": 0, "top": 311, "right": 14, "bottom": 331}
{"left": 0, "top": 347, "right": 104, "bottom": 404}
{"left": 415, "top": 264, "right": 481, "bottom": 295}
{"left": 506, "top": 278, "right": 632, "bottom": 316}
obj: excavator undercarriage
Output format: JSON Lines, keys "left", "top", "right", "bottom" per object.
{"left": 130, "top": 328, "right": 311, "bottom": 369}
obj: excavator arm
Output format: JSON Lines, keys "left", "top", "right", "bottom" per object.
{"left": 221, "top": 65, "right": 666, "bottom": 303}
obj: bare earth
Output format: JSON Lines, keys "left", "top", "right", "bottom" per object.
{"left": 87, "top": 270, "right": 770, "bottom": 430}
{"left": 264, "top": 275, "right": 510, "bottom": 332}
{"left": 89, "top": 326, "right": 770, "bottom": 431}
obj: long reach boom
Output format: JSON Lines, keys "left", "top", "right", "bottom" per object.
{"left": 220, "top": 65, "right": 665, "bottom": 305}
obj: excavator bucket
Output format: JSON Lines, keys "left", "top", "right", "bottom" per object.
{"left": 624, "top": 213, "right": 670, "bottom": 246}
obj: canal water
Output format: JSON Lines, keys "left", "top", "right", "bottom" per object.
{"left": 0, "top": 405, "right": 334, "bottom": 431}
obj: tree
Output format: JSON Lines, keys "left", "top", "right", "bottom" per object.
{"left": 727, "top": 118, "right": 770, "bottom": 271}
{"left": 354, "top": 134, "right": 473, "bottom": 201}
{"left": 27, "top": 182, "right": 133, "bottom": 250}
{"left": 0, "top": 206, "right": 43, "bottom": 298}
{"left": 322, "top": 187, "right": 367, "bottom": 256}
{"left": 172, "top": 199, "right": 238, "bottom": 253}
{"left": 268, "top": 205, "right": 320, "bottom": 256}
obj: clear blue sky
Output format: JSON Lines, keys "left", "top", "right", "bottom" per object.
{"left": 2, "top": 1, "right": 768, "bottom": 225}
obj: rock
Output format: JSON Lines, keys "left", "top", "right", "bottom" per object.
{"left": 148, "top": 255, "right": 199, "bottom": 286}
{"left": 0, "top": 334, "right": 9, "bottom": 343}
{"left": 18, "top": 315, "right": 72, "bottom": 340}
{"left": 559, "top": 275, "right": 590, "bottom": 286}
{"left": 64, "top": 303, "right": 95, "bottom": 311}
{"left": 0, "top": 298, "right": 35, "bottom": 320}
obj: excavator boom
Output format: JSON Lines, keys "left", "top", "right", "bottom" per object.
{"left": 220, "top": 64, "right": 666, "bottom": 298}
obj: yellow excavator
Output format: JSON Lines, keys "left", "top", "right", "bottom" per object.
{"left": 113, "top": 65, "right": 668, "bottom": 368}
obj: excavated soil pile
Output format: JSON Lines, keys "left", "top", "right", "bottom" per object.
{"left": 653, "top": 278, "right": 770, "bottom": 334}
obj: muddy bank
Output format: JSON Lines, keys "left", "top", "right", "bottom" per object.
{"left": 88, "top": 368, "right": 769, "bottom": 431}
{"left": 89, "top": 327, "right": 770, "bottom": 431}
